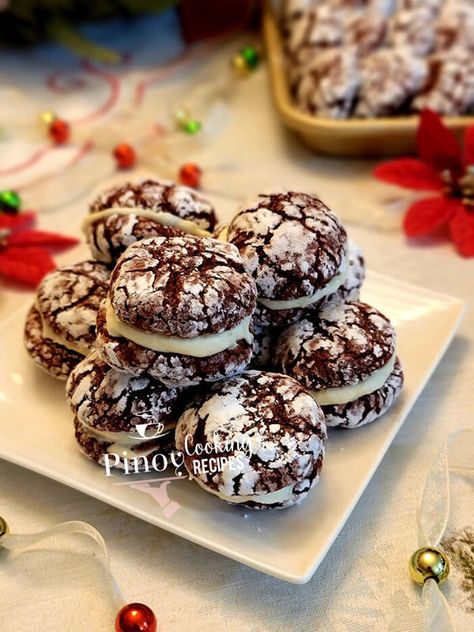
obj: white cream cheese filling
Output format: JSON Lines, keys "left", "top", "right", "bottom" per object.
{"left": 311, "top": 353, "right": 397, "bottom": 406}
{"left": 79, "top": 419, "right": 176, "bottom": 456}
{"left": 194, "top": 478, "right": 294, "bottom": 505}
{"left": 81, "top": 206, "right": 211, "bottom": 238}
{"left": 105, "top": 300, "right": 253, "bottom": 358}
{"left": 257, "top": 263, "right": 348, "bottom": 311}
{"left": 36, "top": 303, "right": 88, "bottom": 356}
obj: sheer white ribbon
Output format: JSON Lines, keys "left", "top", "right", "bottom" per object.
{"left": 0, "top": 519, "right": 124, "bottom": 610}
{"left": 418, "top": 429, "right": 474, "bottom": 632}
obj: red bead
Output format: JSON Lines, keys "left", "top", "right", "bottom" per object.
{"left": 49, "top": 119, "right": 70, "bottom": 145}
{"left": 179, "top": 163, "right": 201, "bottom": 188}
{"left": 115, "top": 603, "right": 157, "bottom": 632}
{"left": 113, "top": 143, "right": 136, "bottom": 170}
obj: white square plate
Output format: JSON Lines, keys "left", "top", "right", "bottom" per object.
{"left": 0, "top": 272, "right": 464, "bottom": 583}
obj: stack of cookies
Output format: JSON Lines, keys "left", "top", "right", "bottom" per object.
{"left": 282, "top": 0, "right": 474, "bottom": 118}
{"left": 24, "top": 179, "right": 403, "bottom": 510}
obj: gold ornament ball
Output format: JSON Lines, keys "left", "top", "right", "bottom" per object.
{"left": 409, "top": 547, "right": 450, "bottom": 585}
{"left": 232, "top": 54, "right": 250, "bottom": 77}
{"left": 39, "top": 110, "right": 56, "bottom": 126}
{"left": 174, "top": 108, "right": 190, "bottom": 130}
{"left": 0, "top": 515, "right": 9, "bottom": 539}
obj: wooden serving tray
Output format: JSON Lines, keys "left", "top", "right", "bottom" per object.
{"left": 262, "top": 0, "right": 474, "bottom": 157}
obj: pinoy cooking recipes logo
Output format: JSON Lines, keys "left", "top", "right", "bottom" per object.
{"left": 103, "top": 422, "right": 252, "bottom": 478}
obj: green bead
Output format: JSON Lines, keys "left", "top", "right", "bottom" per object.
{"left": 184, "top": 119, "right": 202, "bottom": 135}
{"left": 0, "top": 190, "right": 21, "bottom": 214}
{"left": 241, "top": 46, "right": 260, "bottom": 69}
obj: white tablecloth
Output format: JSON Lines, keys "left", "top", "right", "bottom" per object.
{"left": 0, "top": 11, "right": 473, "bottom": 632}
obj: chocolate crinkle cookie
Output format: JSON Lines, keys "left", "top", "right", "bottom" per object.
{"left": 251, "top": 238, "right": 364, "bottom": 329}
{"left": 346, "top": 11, "right": 388, "bottom": 57}
{"left": 67, "top": 350, "right": 182, "bottom": 469}
{"left": 275, "top": 301, "right": 403, "bottom": 428}
{"left": 24, "top": 260, "right": 110, "bottom": 379}
{"left": 175, "top": 371, "right": 327, "bottom": 509}
{"left": 227, "top": 191, "right": 348, "bottom": 327}
{"left": 296, "top": 48, "right": 360, "bottom": 118}
{"left": 84, "top": 179, "right": 217, "bottom": 263}
{"left": 24, "top": 305, "right": 84, "bottom": 380}
{"left": 397, "top": 0, "right": 443, "bottom": 14}
{"left": 435, "top": 6, "right": 474, "bottom": 54}
{"left": 387, "top": 7, "right": 436, "bottom": 57}
{"left": 413, "top": 50, "right": 474, "bottom": 116}
{"left": 283, "top": 4, "right": 346, "bottom": 90}
{"left": 356, "top": 48, "right": 428, "bottom": 117}
{"left": 96, "top": 235, "right": 257, "bottom": 387}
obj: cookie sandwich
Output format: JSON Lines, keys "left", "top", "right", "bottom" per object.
{"left": 175, "top": 371, "right": 327, "bottom": 509}
{"left": 84, "top": 179, "right": 217, "bottom": 263}
{"left": 227, "top": 191, "right": 350, "bottom": 327}
{"left": 24, "top": 260, "right": 110, "bottom": 379}
{"left": 275, "top": 301, "right": 404, "bottom": 428}
{"left": 67, "top": 351, "right": 182, "bottom": 471}
{"left": 96, "top": 235, "right": 257, "bottom": 386}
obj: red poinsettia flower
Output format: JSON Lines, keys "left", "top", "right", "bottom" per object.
{"left": 0, "top": 211, "right": 79, "bottom": 287}
{"left": 374, "top": 109, "right": 474, "bottom": 257}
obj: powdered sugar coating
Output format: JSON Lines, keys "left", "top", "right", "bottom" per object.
{"left": 175, "top": 371, "right": 327, "bottom": 509}
{"left": 86, "top": 179, "right": 217, "bottom": 263}
{"left": 322, "top": 239, "right": 365, "bottom": 305}
{"left": 283, "top": 4, "right": 346, "bottom": 90}
{"left": 110, "top": 235, "right": 257, "bottom": 338}
{"left": 398, "top": 0, "right": 442, "bottom": 15}
{"left": 86, "top": 213, "right": 184, "bottom": 264}
{"left": 322, "top": 357, "right": 404, "bottom": 428}
{"left": 346, "top": 11, "right": 388, "bottom": 57}
{"left": 252, "top": 239, "right": 365, "bottom": 328}
{"left": 66, "top": 350, "right": 182, "bottom": 431}
{"left": 36, "top": 260, "right": 110, "bottom": 354}
{"left": 356, "top": 48, "right": 428, "bottom": 117}
{"left": 90, "top": 179, "right": 216, "bottom": 229}
{"left": 387, "top": 7, "right": 436, "bottom": 57}
{"left": 275, "top": 301, "right": 396, "bottom": 388}
{"left": 284, "top": 4, "right": 346, "bottom": 59}
{"left": 227, "top": 192, "right": 347, "bottom": 304}
{"left": 414, "top": 50, "right": 474, "bottom": 115}
{"left": 95, "top": 304, "right": 253, "bottom": 387}
{"left": 24, "top": 305, "right": 83, "bottom": 379}
{"left": 435, "top": 6, "right": 474, "bottom": 53}
{"left": 296, "top": 48, "right": 360, "bottom": 118}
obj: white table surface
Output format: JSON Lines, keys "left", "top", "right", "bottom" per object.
{"left": 0, "top": 11, "right": 473, "bottom": 632}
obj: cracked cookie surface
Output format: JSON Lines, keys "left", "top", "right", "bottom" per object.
{"left": 227, "top": 192, "right": 347, "bottom": 302}
{"left": 253, "top": 239, "right": 365, "bottom": 327}
{"left": 66, "top": 350, "right": 183, "bottom": 431}
{"left": 175, "top": 371, "right": 327, "bottom": 509}
{"left": 36, "top": 260, "right": 110, "bottom": 354}
{"left": 73, "top": 417, "right": 176, "bottom": 470}
{"left": 24, "top": 305, "right": 83, "bottom": 379}
{"left": 109, "top": 235, "right": 257, "bottom": 338}
{"left": 86, "top": 179, "right": 217, "bottom": 262}
{"left": 275, "top": 301, "right": 396, "bottom": 389}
